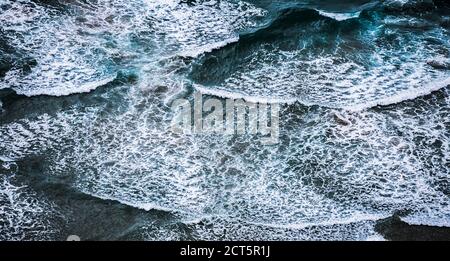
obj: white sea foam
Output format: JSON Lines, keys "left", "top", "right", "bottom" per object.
{"left": 365, "top": 233, "right": 386, "bottom": 241}
{"left": 195, "top": 77, "right": 450, "bottom": 111}
{"left": 193, "top": 84, "right": 300, "bottom": 105}
{"left": 401, "top": 213, "right": 450, "bottom": 228}
{"left": 0, "top": 156, "right": 15, "bottom": 162}
{"left": 187, "top": 216, "right": 382, "bottom": 240}
{"left": 2, "top": 83, "right": 449, "bottom": 239}
{"left": 178, "top": 37, "right": 240, "bottom": 58}
{"left": 1, "top": 0, "right": 449, "bottom": 240}
{"left": 15, "top": 75, "right": 117, "bottom": 97}
{"left": 191, "top": 11, "right": 450, "bottom": 110}
{"left": 0, "top": 0, "right": 266, "bottom": 96}
{"left": 317, "top": 10, "right": 361, "bottom": 21}
{"left": 83, "top": 191, "right": 190, "bottom": 214}
{"left": 343, "top": 77, "right": 450, "bottom": 111}
{"left": 0, "top": 174, "right": 59, "bottom": 240}
{"left": 244, "top": 213, "right": 387, "bottom": 230}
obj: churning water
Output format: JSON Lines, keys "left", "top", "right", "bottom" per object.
{"left": 1, "top": 0, "right": 449, "bottom": 240}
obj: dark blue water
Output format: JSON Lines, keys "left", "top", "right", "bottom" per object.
{"left": 0, "top": 0, "right": 449, "bottom": 240}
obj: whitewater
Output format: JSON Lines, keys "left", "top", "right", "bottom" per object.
{"left": 0, "top": 0, "right": 449, "bottom": 240}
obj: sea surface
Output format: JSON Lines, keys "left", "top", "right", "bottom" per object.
{"left": 0, "top": 0, "right": 449, "bottom": 240}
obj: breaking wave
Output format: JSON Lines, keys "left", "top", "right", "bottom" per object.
{"left": 1, "top": 0, "right": 449, "bottom": 240}
{"left": 190, "top": 4, "right": 450, "bottom": 110}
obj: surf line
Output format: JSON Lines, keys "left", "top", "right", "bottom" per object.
{"left": 170, "top": 92, "right": 280, "bottom": 145}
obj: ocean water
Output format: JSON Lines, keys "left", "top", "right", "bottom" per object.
{"left": 0, "top": 0, "right": 449, "bottom": 240}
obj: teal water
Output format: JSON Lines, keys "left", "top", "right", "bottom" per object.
{"left": 1, "top": 0, "right": 449, "bottom": 240}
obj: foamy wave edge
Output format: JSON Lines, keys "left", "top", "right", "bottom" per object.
{"left": 81, "top": 190, "right": 192, "bottom": 215}
{"left": 194, "top": 77, "right": 450, "bottom": 111}
{"left": 316, "top": 10, "right": 361, "bottom": 21}
{"left": 193, "top": 84, "right": 301, "bottom": 105}
{"left": 181, "top": 213, "right": 388, "bottom": 230}
{"left": 344, "top": 77, "right": 450, "bottom": 111}
{"left": 2, "top": 74, "right": 117, "bottom": 97}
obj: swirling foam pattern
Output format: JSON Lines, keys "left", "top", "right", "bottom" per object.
{"left": 0, "top": 0, "right": 449, "bottom": 240}
{"left": 190, "top": 1, "right": 450, "bottom": 109}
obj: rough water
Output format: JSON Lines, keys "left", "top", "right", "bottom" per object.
{"left": 0, "top": 0, "right": 449, "bottom": 240}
